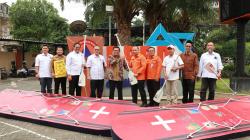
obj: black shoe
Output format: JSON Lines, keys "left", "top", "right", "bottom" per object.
{"left": 140, "top": 103, "right": 148, "bottom": 107}
{"left": 147, "top": 102, "right": 154, "bottom": 107}
{"left": 154, "top": 102, "right": 160, "bottom": 106}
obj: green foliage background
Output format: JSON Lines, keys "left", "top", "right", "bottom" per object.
{"left": 9, "top": 0, "right": 70, "bottom": 43}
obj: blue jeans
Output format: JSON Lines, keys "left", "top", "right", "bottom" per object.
{"left": 40, "top": 77, "right": 52, "bottom": 94}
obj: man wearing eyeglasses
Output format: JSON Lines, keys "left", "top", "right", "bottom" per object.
{"left": 180, "top": 41, "right": 199, "bottom": 103}
{"left": 86, "top": 46, "right": 107, "bottom": 98}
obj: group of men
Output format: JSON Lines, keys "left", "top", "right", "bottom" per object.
{"left": 35, "top": 41, "right": 223, "bottom": 107}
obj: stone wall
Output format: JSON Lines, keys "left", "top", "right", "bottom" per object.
{"left": 0, "top": 3, "right": 10, "bottom": 38}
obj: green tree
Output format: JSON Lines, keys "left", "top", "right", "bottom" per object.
{"left": 9, "top": 0, "right": 70, "bottom": 43}
{"left": 60, "top": 0, "right": 140, "bottom": 45}
{"left": 84, "top": 0, "right": 111, "bottom": 29}
{"left": 59, "top": 0, "right": 217, "bottom": 45}
{"left": 141, "top": 0, "right": 217, "bottom": 33}
{"left": 206, "top": 26, "right": 236, "bottom": 44}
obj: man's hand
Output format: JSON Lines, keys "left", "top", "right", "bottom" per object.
{"left": 154, "top": 78, "right": 160, "bottom": 82}
{"left": 87, "top": 75, "right": 91, "bottom": 80}
{"left": 35, "top": 73, "right": 39, "bottom": 79}
{"left": 51, "top": 73, "right": 55, "bottom": 78}
{"left": 104, "top": 73, "right": 108, "bottom": 80}
{"left": 67, "top": 75, "right": 72, "bottom": 81}
{"left": 134, "top": 73, "right": 138, "bottom": 77}
{"left": 217, "top": 72, "right": 222, "bottom": 79}
{"left": 192, "top": 75, "right": 197, "bottom": 80}
{"left": 164, "top": 74, "right": 168, "bottom": 80}
{"left": 171, "top": 67, "right": 177, "bottom": 72}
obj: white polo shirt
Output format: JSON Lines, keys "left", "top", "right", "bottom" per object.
{"left": 86, "top": 54, "right": 106, "bottom": 80}
{"left": 66, "top": 51, "right": 85, "bottom": 76}
{"left": 35, "top": 53, "right": 53, "bottom": 78}
{"left": 162, "top": 54, "right": 184, "bottom": 80}
{"left": 198, "top": 52, "right": 224, "bottom": 79}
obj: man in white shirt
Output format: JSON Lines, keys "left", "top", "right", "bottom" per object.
{"left": 197, "top": 42, "right": 223, "bottom": 101}
{"left": 162, "top": 45, "right": 184, "bottom": 105}
{"left": 35, "top": 44, "right": 53, "bottom": 95}
{"left": 66, "top": 43, "right": 85, "bottom": 96}
{"left": 86, "top": 46, "right": 107, "bottom": 98}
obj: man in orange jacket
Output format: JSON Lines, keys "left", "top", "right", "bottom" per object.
{"left": 129, "top": 46, "right": 147, "bottom": 107}
{"left": 146, "top": 47, "right": 162, "bottom": 106}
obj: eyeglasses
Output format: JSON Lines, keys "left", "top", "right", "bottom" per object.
{"left": 185, "top": 45, "right": 192, "bottom": 47}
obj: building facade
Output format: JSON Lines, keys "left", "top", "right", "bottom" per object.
{"left": 0, "top": 3, "right": 10, "bottom": 38}
{"left": 0, "top": 3, "right": 25, "bottom": 72}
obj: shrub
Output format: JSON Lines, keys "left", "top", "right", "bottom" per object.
{"left": 222, "top": 64, "right": 234, "bottom": 78}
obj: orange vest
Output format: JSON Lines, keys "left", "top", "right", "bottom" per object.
{"left": 130, "top": 53, "right": 146, "bottom": 80}
{"left": 146, "top": 55, "right": 162, "bottom": 80}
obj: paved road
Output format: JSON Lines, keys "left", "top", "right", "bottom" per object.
{"left": 0, "top": 78, "right": 111, "bottom": 140}
{"left": 0, "top": 77, "right": 42, "bottom": 92}
{"left": 0, "top": 117, "right": 111, "bottom": 140}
